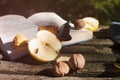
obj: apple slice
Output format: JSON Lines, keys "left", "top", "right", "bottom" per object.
{"left": 28, "top": 30, "right": 62, "bottom": 62}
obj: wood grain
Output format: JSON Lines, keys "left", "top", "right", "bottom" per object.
{"left": 0, "top": 53, "right": 119, "bottom": 77}
{"left": 0, "top": 74, "right": 119, "bottom": 80}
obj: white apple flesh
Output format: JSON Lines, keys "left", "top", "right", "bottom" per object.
{"left": 83, "top": 17, "right": 99, "bottom": 31}
{"left": 28, "top": 30, "right": 62, "bottom": 62}
{"left": 37, "top": 30, "right": 61, "bottom": 52}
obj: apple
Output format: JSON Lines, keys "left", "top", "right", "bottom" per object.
{"left": 13, "top": 34, "right": 28, "bottom": 47}
{"left": 83, "top": 17, "right": 99, "bottom": 31}
{"left": 28, "top": 30, "right": 62, "bottom": 62}
{"left": 75, "top": 17, "right": 99, "bottom": 31}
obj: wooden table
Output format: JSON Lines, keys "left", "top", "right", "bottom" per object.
{"left": 0, "top": 27, "right": 120, "bottom": 80}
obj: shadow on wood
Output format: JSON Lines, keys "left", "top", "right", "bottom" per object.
{"left": 97, "top": 62, "right": 120, "bottom": 77}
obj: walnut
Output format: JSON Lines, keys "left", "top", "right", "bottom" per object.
{"left": 53, "top": 61, "right": 70, "bottom": 76}
{"left": 68, "top": 54, "right": 85, "bottom": 70}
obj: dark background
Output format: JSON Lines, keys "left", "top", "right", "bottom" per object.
{"left": 0, "top": 0, "right": 120, "bottom": 25}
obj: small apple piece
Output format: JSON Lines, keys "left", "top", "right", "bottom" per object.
{"left": 13, "top": 34, "right": 28, "bottom": 48}
{"left": 28, "top": 30, "right": 62, "bottom": 62}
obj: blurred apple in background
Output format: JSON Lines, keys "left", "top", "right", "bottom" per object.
{"left": 75, "top": 17, "right": 99, "bottom": 32}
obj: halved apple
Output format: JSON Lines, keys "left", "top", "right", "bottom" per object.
{"left": 75, "top": 17, "right": 99, "bottom": 31}
{"left": 83, "top": 17, "right": 99, "bottom": 31}
{"left": 28, "top": 30, "right": 62, "bottom": 62}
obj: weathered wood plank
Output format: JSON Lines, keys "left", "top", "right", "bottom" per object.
{"left": 58, "top": 53, "right": 120, "bottom": 63}
{"left": 94, "top": 31, "right": 109, "bottom": 39}
{"left": 61, "top": 39, "right": 115, "bottom": 54}
{"left": 76, "top": 63, "right": 120, "bottom": 77}
{"left": 1, "top": 53, "right": 120, "bottom": 64}
{"left": 61, "top": 45, "right": 113, "bottom": 54}
{"left": 0, "top": 74, "right": 119, "bottom": 80}
{"left": 0, "top": 54, "right": 119, "bottom": 77}
{"left": 60, "top": 38, "right": 115, "bottom": 54}
{"left": 15, "top": 53, "right": 120, "bottom": 64}
{"left": 78, "top": 39, "right": 113, "bottom": 46}
{"left": 0, "top": 60, "right": 52, "bottom": 75}
{"left": 94, "top": 26, "right": 110, "bottom": 39}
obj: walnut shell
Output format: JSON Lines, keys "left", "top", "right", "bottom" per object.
{"left": 68, "top": 54, "right": 85, "bottom": 70}
{"left": 53, "top": 61, "right": 70, "bottom": 76}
